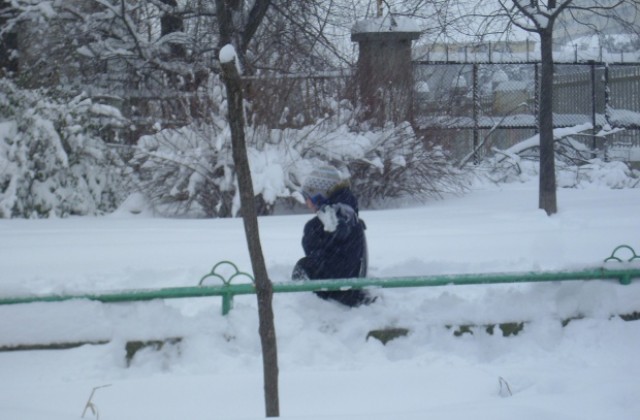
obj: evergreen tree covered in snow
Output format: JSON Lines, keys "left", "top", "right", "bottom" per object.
{"left": 0, "top": 79, "right": 127, "bottom": 218}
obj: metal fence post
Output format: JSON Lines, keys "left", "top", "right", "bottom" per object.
{"left": 534, "top": 62, "right": 540, "bottom": 134}
{"left": 604, "top": 63, "right": 611, "bottom": 161}
{"left": 222, "top": 292, "right": 233, "bottom": 315}
{"left": 472, "top": 63, "right": 479, "bottom": 164}
{"left": 590, "top": 61, "right": 598, "bottom": 157}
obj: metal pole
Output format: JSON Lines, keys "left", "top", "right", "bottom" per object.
{"left": 590, "top": 61, "right": 597, "bottom": 157}
{"left": 534, "top": 63, "right": 540, "bottom": 134}
{"left": 603, "top": 63, "right": 611, "bottom": 162}
{"left": 2, "top": 267, "right": 639, "bottom": 310}
{"left": 472, "top": 63, "right": 479, "bottom": 164}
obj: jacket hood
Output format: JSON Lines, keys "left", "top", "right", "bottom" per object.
{"left": 327, "top": 186, "right": 359, "bottom": 214}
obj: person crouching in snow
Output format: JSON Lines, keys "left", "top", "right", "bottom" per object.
{"left": 292, "top": 165, "right": 375, "bottom": 307}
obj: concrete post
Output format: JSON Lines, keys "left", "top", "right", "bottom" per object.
{"left": 351, "top": 16, "right": 420, "bottom": 125}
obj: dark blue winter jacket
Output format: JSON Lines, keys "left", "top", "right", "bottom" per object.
{"left": 301, "top": 187, "right": 367, "bottom": 280}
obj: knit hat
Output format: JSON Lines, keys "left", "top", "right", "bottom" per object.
{"left": 303, "top": 165, "right": 343, "bottom": 197}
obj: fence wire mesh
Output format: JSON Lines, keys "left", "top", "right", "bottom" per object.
{"left": 413, "top": 61, "right": 640, "bottom": 163}
{"left": 96, "top": 60, "right": 640, "bottom": 164}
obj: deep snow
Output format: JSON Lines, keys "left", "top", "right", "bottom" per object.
{"left": 1, "top": 176, "right": 640, "bottom": 420}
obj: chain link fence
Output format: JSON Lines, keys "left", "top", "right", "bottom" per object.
{"left": 413, "top": 61, "right": 640, "bottom": 164}
{"left": 90, "top": 59, "right": 640, "bottom": 166}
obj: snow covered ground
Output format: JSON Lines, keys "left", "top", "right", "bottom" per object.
{"left": 1, "top": 174, "right": 640, "bottom": 420}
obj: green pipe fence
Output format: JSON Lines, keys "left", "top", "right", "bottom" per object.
{"left": 1, "top": 246, "right": 639, "bottom": 315}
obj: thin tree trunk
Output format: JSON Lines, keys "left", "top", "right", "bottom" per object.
{"left": 538, "top": 29, "right": 557, "bottom": 215}
{"left": 220, "top": 57, "right": 280, "bottom": 418}
{"left": 215, "top": 0, "right": 279, "bottom": 414}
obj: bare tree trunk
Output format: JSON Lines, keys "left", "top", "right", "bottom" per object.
{"left": 219, "top": 57, "right": 280, "bottom": 418}
{"left": 538, "top": 29, "right": 557, "bottom": 215}
{"left": 215, "top": 0, "right": 279, "bottom": 414}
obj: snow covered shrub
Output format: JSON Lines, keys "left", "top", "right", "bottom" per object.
{"left": 130, "top": 118, "right": 469, "bottom": 218}
{"left": 293, "top": 121, "right": 468, "bottom": 206}
{"left": 557, "top": 159, "right": 640, "bottom": 189}
{"left": 130, "top": 122, "right": 235, "bottom": 218}
{"left": 477, "top": 124, "right": 640, "bottom": 188}
{"left": 0, "top": 79, "right": 127, "bottom": 218}
{"left": 130, "top": 122, "right": 295, "bottom": 218}
{"left": 349, "top": 123, "right": 468, "bottom": 206}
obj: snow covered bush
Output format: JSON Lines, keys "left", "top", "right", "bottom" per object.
{"left": 130, "top": 122, "right": 235, "bottom": 218}
{"left": 477, "top": 124, "right": 640, "bottom": 188}
{"left": 130, "top": 118, "right": 469, "bottom": 218}
{"left": 557, "top": 159, "right": 640, "bottom": 189}
{"left": 0, "top": 79, "right": 127, "bottom": 218}
{"left": 345, "top": 123, "right": 468, "bottom": 206}
{"left": 129, "top": 120, "right": 296, "bottom": 218}
{"left": 288, "top": 121, "right": 468, "bottom": 206}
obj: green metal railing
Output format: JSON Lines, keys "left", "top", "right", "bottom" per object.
{"left": 604, "top": 244, "right": 640, "bottom": 263}
{"left": 1, "top": 246, "right": 639, "bottom": 315}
